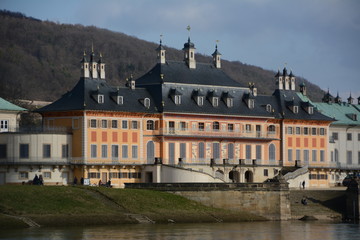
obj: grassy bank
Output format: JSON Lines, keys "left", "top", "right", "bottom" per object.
{"left": 0, "top": 185, "right": 264, "bottom": 228}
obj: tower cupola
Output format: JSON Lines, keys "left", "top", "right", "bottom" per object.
{"left": 156, "top": 36, "right": 166, "bottom": 64}
{"left": 212, "top": 42, "right": 221, "bottom": 69}
{"left": 89, "top": 45, "right": 98, "bottom": 79}
{"left": 183, "top": 37, "right": 196, "bottom": 69}
{"left": 98, "top": 53, "right": 105, "bottom": 79}
{"left": 81, "top": 51, "right": 90, "bottom": 78}
{"left": 347, "top": 93, "right": 354, "bottom": 104}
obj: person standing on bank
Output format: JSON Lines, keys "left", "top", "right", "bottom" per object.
{"left": 302, "top": 180, "right": 305, "bottom": 189}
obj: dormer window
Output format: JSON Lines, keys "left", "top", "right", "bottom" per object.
{"left": 248, "top": 99, "right": 255, "bottom": 109}
{"left": 98, "top": 95, "right": 104, "bottom": 104}
{"left": 293, "top": 106, "right": 299, "bottom": 114}
{"left": 170, "top": 89, "right": 182, "bottom": 105}
{"left": 117, "top": 96, "right": 123, "bottom": 105}
{"left": 174, "top": 95, "right": 181, "bottom": 105}
{"left": 212, "top": 97, "right": 219, "bottom": 107}
{"left": 308, "top": 106, "right": 313, "bottom": 114}
{"left": 144, "top": 98, "right": 150, "bottom": 109}
{"left": 197, "top": 96, "right": 204, "bottom": 106}
{"left": 226, "top": 98, "right": 233, "bottom": 108}
{"left": 266, "top": 104, "right": 272, "bottom": 112}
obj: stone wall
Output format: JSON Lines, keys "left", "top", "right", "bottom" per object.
{"left": 126, "top": 181, "right": 291, "bottom": 220}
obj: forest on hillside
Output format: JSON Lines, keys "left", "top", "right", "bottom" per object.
{"left": 0, "top": 10, "right": 325, "bottom": 102}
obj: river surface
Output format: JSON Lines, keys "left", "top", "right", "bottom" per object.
{"left": 1, "top": 221, "right": 360, "bottom": 240}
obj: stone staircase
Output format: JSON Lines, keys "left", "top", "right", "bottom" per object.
{"left": 290, "top": 190, "right": 346, "bottom": 221}
{"left": 125, "top": 213, "right": 155, "bottom": 224}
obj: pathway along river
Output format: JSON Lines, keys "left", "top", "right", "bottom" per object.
{"left": 1, "top": 221, "right": 360, "bottom": 240}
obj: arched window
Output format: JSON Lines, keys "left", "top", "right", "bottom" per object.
{"left": 268, "top": 125, "right": 276, "bottom": 134}
{"left": 269, "top": 143, "right": 276, "bottom": 161}
{"left": 147, "top": 120, "right": 154, "bottom": 130}
{"left": 213, "top": 122, "right": 220, "bottom": 131}
{"left": 146, "top": 141, "right": 155, "bottom": 164}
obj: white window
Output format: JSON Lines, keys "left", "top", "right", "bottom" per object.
{"left": 174, "top": 95, "right": 181, "bottom": 105}
{"left": 98, "top": 94, "right": 104, "bottom": 104}
{"left": 266, "top": 104, "right": 272, "bottom": 112}
{"left": 228, "top": 143, "right": 234, "bottom": 159}
{"left": 296, "top": 149, "right": 301, "bottom": 160}
{"left": 293, "top": 106, "right": 299, "bottom": 113}
{"left": 226, "top": 98, "right": 233, "bottom": 108}
{"left": 132, "top": 145, "right": 138, "bottom": 159}
{"left": 20, "top": 144, "right": 29, "bottom": 158}
{"left": 91, "top": 145, "right": 97, "bottom": 158}
{"left": 304, "top": 150, "right": 309, "bottom": 162}
{"left": 288, "top": 149, "right": 293, "bottom": 162}
{"left": 180, "top": 122, "right": 187, "bottom": 131}
{"left": 101, "top": 145, "right": 108, "bottom": 158}
{"left": 122, "top": 120, "right": 128, "bottom": 129}
{"left": 246, "top": 145, "right": 252, "bottom": 160}
{"left": 117, "top": 96, "right": 123, "bottom": 105}
{"left": 269, "top": 144, "right": 276, "bottom": 161}
{"left": 197, "top": 96, "right": 204, "bottom": 106}
{"left": 303, "top": 127, "right": 309, "bottom": 135}
{"left": 144, "top": 98, "right": 150, "bottom": 108}
{"left": 312, "top": 150, "right": 317, "bottom": 162}
{"left": 43, "top": 144, "right": 51, "bottom": 158}
{"left": 111, "top": 145, "right": 119, "bottom": 158}
{"left": 43, "top": 172, "right": 51, "bottom": 179}
{"left": 287, "top": 127, "right": 293, "bottom": 134}
{"left": 308, "top": 107, "right": 314, "bottom": 114}
{"left": 112, "top": 120, "right": 118, "bottom": 129}
{"left": 320, "top": 150, "right": 325, "bottom": 162}
{"left": 347, "top": 151, "right": 352, "bottom": 165}
{"left": 122, "top": 145, "right": 128, "bottom": 158}
{"left": 19, "top": 172, "right": 29, "bottom": 179}
{"left": 62, "top": 144, "right": 69, "bottom": 158}
{"left": 248, "top": 99, "right": 255, "bottom": 109}
{"left": 212, "top": 97, "right": 219, "bottom": 107}
{"left": 131, "top": 121, "right": 138, "bottom": 129}
{"left": 101, "top": 120, "right": 107, "bottom": 128}
{"left": 320, "top": 128, "right": 325, "bottom": 135}
{"left": 147, "top": 120, "right": 154, "bottom": 130}
{"left": 0, "top": 120, "right": 9, "bottom": 132}
{"left": 90, "top": 119, "right": 97, "bottom": 128}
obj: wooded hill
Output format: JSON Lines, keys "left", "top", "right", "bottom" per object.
{"left": 0, "top": 10, "right": 325, "bottom": 102}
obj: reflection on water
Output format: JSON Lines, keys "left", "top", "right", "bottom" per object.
{"left": 1, "top": 221, "right": 360, "bottom": 240}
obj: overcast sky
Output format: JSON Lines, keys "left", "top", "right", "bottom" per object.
{"left": 2, "top": 0, "right": 360, "bottom": 99}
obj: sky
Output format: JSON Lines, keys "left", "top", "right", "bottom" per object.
{"left": 1, "top": 0, "right": 360, "bottom": 100}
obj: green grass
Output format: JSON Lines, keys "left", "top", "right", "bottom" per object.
{"left": 0, "top": 185, "right": 116, "bottom": 215}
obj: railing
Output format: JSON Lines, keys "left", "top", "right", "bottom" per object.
{"left": 2, "top": 126, "right": 71, "bottom": 134}
{"left": 158, "top": 128, "right": 278, "bottom": 139}
{"left": 0, "top": 157, "right": 70, "bottom": 165}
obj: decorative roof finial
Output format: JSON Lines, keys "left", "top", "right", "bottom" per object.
{"left": 187, "top": 25, "right": 191, "bottom": 38}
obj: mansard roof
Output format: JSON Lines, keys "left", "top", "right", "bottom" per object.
{"left": 315, "top": 101, "right": 360, "bottom": 126}
{"left": 135, "top": 61, "right": 245, "bottom": 88}
{"left": 160, "top": 84, "right": 278, "bottom": 118}
{"left": 37, "top": 77, "right": 157, "bottom": 113}
{"left": 272, "top": 90, "right": 333, "bottom": 121}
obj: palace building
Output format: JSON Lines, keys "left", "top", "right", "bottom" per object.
{"left": 1, "top": 36, "right": 358, "bottom": 188}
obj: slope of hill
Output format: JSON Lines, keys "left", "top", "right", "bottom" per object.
{"left": 0, "top": 10, "right": 325, "bottom": 102}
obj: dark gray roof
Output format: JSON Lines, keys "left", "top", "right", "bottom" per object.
{"left": 135, "top": 61, "right": 245, "bottom": 87}
{"left": 160, "top": 84, "right": 278, "bottom": 118}
{"left": 273, "top": 89, "right": 334, "bottom": 121}
{"left": 37, "top": 77, "right": 157, "bottom": 113}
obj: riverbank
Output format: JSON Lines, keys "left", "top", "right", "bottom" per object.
{"left": 0, "top": 185, "right": 265, "bottom": 229}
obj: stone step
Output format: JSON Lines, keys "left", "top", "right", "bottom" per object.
{"left": 125, "top": 213, "right": 155, "bottom": 224}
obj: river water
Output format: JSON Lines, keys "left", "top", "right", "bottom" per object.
{"left": 1, "top": 221, "right": 360, "bottom": 240}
